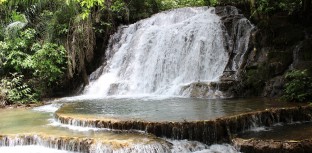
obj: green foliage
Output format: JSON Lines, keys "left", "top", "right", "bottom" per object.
{"left": 0, "top": 28, "right": 36, "bottom": 72}
{"left": 209, "top": 0, "right": 219, "bottom": 6}
{"left": 111, "top": 0, "right": 127, "bottom": 20}
{"left": 0, "top": 0, "right": 6, "bottom": 5}
{"left": 30, "top": 43, "right": 67, "bottom": 85}
{"left": 283, "top": 69, "right": 312, "bottom": 102}
{"left": 156, "top": 0, "right": 207, "bottom": 10}
{"left": 253, "top": 0, "right": 274, "bottom": 16}
{"left": 11, "top": 10, "right": 27, "bottom": 23}
{"left": 35, "top": 10, "right": 70, "bottom": 43}
{"left": 0, "top": 24, "right": 67, "bottom": 101}
{"left": 71, "top": 0, "right": 105, "bottom": 19}
{"left": 252, "top": 0, "right": 302, "bottom": 18}
{"left": 0, "top": 73, "right": 38, "bottom": 104}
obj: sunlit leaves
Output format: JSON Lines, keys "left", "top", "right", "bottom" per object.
{"left": 73, "top": 0, "right": 105, "bottom": 20}
{"left": 1, "top": 28, "right": 36, "bottom": 72}
{"left": 0, "top": 0, "right": 6, "bottom": 5}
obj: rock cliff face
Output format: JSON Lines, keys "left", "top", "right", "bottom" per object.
{"left": 212, "top": 6, "right": 255, "bottom": 97}
{"left": 214, "top": 5, "right": 312, "bottom": 98}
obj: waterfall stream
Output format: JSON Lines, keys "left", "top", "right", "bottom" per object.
{"left": 85, "top": 7, "right": 229, "bottom": 98}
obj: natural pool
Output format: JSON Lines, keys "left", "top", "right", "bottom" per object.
{"left": 0, "top": 96, "right": 308, "bottom": 153}
{"left": 0, "top": 108, "right": 161, "bottom": 151}
{"left": 56, "top": 97, "right": 300, "bottom": 122}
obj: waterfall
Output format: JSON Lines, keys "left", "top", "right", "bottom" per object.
{"left": 84, "top": 6, "right": 253, "bottom": 98}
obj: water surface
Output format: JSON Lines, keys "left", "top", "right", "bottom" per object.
{"left": 238, "top": 122, "right": 312, "bottom": 140}
{"left": 57, "top": 97, "right": 300, "bottom": 122}
{"left": 0, "top": 108, "right": 165, "bottom": 143}
{"left": 0, "top": 108, "right": 239, "bottom": 152}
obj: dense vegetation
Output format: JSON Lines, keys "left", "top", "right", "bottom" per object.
{"left": 283, "top": 70, "right": 312, "bottom": 102}
{"left": 0, "top": 0, "right": 311, "bottom": 105}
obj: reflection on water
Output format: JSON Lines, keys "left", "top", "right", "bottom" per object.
{"left": 238, "top": 122, "right": 312, "bottom": 141}
{"left": 57, "top": 98, "right": 300, "bottom": 121}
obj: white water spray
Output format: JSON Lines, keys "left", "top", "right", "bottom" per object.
{"left": 84, "top": 7, "right": 228, "bottom": 97}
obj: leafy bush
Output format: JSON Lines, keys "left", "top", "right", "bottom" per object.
{"left": 0, "top": 26, "right": 67, "bottom": 101}
{"left": 283, "top": 69, "right": 312, "bottom": 102}
{"left": 0, "top": 28, "right": 36, "bottom": 73}
{"left": 30, "top": 43, "right": 67, "bottom": 86}
{"left": 0, "top": 73, "right": 38, "bottom": 104}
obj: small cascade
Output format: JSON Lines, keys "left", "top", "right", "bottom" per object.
{"left": 33, "top": 103, "right": 63, "bottom": 113}
{"left": 54, "top": 106, "right": 312, "bottom": 145}
{"left": 84, "top": 7, "right": 229, "bottom": 98}
{"left": 0, "top": 135, "right": 93, "bottom": 152}
{"left": 5, "top": 13, "right": 28, "bottom": 38}
{"left": 0, "top": 134, "right": 174, "bottom": 153}
{"left": 0, "top": 134, "right": 238, "bottom": 153}
{"left": 5, "top": 21, "right": 27, "bottom": 37}
{"left": 289, "top": 41, "right": 303, "bottom": 69}
{"left": 90, "top": 142, "right": 172, "bottom": 153}
{"left": 168, "top": 139, "right": 238, "bottom": 153}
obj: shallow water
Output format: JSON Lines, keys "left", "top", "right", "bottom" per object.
{"left": 0, "top": 108, "right": 165, "bottom": 142}
{"left": 238, "top": 122, "right": 312, "bottom": 141}
{"left": 0, "top": 97, "right": 302, "bottom": 152}
{"left": 0, "top": 108, "right": 239, "bottom": 152}
{"left": 57, "top": 97, "right": 299, "bottom": 122}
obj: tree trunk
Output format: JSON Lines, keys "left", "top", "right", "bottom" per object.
{"left": 82, "top": 66, "right": 89, "bottom": 86}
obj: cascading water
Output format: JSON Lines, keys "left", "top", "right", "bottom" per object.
{"left": 84, "top": 7, "right": 230, "bottom": 97}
